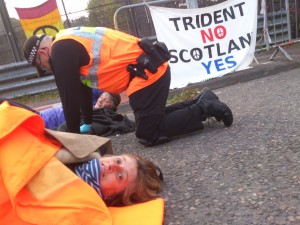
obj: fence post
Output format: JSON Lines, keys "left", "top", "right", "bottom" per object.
{"left": 285, "top": 0, "right": 291, "bottom": 41}
{"left": 261, "top": 0, "right": 270, "bottom": 50}
{"left": 0, "top": 0, "right": 22, "bottom": 62}
{"left": 186, "top": 0, "right": 198, "bottom": 9}
{"left": 61, "top": 0, "right": 71, "bottom": 28}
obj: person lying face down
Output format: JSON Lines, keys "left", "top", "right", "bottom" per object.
{"left": 64, "top": 153, "right": 163, "bottom": 206}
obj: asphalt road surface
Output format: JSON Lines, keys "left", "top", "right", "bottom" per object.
{"left": 110, "top": 46, "right": 300, "bottom": 225}
{"left": 32, "top": 44, "right": 300, "bottom": 225}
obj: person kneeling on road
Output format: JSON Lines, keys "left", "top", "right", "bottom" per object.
{"left": 23, "top": 26, "right": 233, "bottom": 147}
{"left": 137, "top": 86, "right": 233, "bottom": 146}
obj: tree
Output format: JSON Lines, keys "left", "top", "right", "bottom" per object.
{"left": 69, "top": 16, "right": 90, "bottom": 27}
{"left": 87, "top": 0, "right": 123, "bottom": 28}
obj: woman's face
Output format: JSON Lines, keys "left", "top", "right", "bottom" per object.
{"left": 94, "top": 92, "right": 113, "bottom": 109}
{"left": 99, "top": 155, "right": 138, "bottom": 198}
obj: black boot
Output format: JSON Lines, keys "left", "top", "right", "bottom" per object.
{"left": 193, "top": 87, "right": 219, "bottom": 102}
{"left": 193, "top": 87, "right": 222, "bottom": 121}
{"left": 197, "top": 88, "right": 233, "bottom": 127}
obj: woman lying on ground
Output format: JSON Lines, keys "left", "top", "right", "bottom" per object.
{"left": 57, "top": 92, "right": 136, "bottom": 136}
{"left": 40, "top": 91, "right": 122, "bottom": 130}
{"left": 0, "top": 92, "right": 135, "bottom": 136}
{"left": 0, "top": 100, "right": 161, "bottom": 206}
{"left": 0, "top": 100, "right": 163, "bottom": 225}
{"left": 56, "top": 151, "right": 163, "bottom": 206}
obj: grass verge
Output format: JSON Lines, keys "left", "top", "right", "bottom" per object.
{"left": 12, "top": 87, "right": 202, "bottom": 108}
{"left": 167, "top": 88, "right": 200, "bottom": 105}
{"left": 13, "top": 90, "right": 60, "bottom": 107}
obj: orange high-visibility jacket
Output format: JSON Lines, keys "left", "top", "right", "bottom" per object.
{"left": 52, "top": 27, "right": 168, "bottom": 96}
{"left": 0, "top": 102, "right": 112, "bottom": 225}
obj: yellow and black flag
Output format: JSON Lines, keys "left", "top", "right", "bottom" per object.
{"left": 15, "top": 0, "right": 64, "bottom": 38}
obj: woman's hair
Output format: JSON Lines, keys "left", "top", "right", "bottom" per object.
{"left": 105, "top": 154, "right": 163, "bottom": 206}
{"left": 108, "top": 93, "right": 121, "bottom": 112}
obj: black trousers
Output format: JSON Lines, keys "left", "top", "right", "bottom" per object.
{"left": 165, "top": 99, "right": 197, "bottom": 114}
{"left": 129, "top": 66, "right": 204, "bottom": 143}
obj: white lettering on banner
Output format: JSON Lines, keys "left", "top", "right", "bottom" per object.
{"left": 149, "top": 0, "right": 258, "bottom": 89}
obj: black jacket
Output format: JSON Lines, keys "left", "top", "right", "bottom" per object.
{"left": 58, "top": 108, "right": 135, "bottom": 137}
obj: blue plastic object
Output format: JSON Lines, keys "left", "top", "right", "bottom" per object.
{"left": 80, "top": 124, "right": 92, "bottom": 133}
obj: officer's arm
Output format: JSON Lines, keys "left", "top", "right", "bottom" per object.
{"left": 50, "top": 40, "right": 90, "bottom": 133}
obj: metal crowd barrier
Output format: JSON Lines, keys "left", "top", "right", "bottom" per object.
{"left": 0, "top": 0, "right": 297, "bottom": 99}
{"left": 0, "top": 61, "right": 57, "bottom": 99}
{"left": 256, "top": 10, "right": 290, "bottom": 46}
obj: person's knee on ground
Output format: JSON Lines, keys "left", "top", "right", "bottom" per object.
{"left": 134, "top": 115, "right": 170, "bottom": 147}
{"left": 159, "top": 104, "right": 205, "bottom": 138}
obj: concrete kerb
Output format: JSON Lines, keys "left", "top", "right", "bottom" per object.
{"left": 172, "top": 61, "right": 300, "bottom": 95}
{"left": 118, "top": 59, "right": 300, "bottom": 114}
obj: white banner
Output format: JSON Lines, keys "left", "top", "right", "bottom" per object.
{"left": 149, "top": 0, "right": 258, "bottom": 89}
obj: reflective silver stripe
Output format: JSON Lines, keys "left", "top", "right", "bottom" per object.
{"left": 58, "top": 27, "right": 106, "bottom": 89}
{"left": 89, "top": 28, "right": 105, "bottom": 89}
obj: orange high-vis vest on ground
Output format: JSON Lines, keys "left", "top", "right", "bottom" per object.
{"left": 52, "top": 27, "right": 168, "bottom": 96}
{"left": 0, "top": 102, "right": 112, "bottom": 225}
{"left": 0, "top": 101, "right": 164, "bottom": 225}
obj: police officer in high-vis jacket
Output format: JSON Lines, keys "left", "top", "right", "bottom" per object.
{"left": 24, "top": 27, "right": 233, "bottom": 146}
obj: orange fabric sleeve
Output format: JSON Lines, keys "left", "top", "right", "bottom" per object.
{"left": 0, "top": 102, "right": 112, "bottom": 225}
